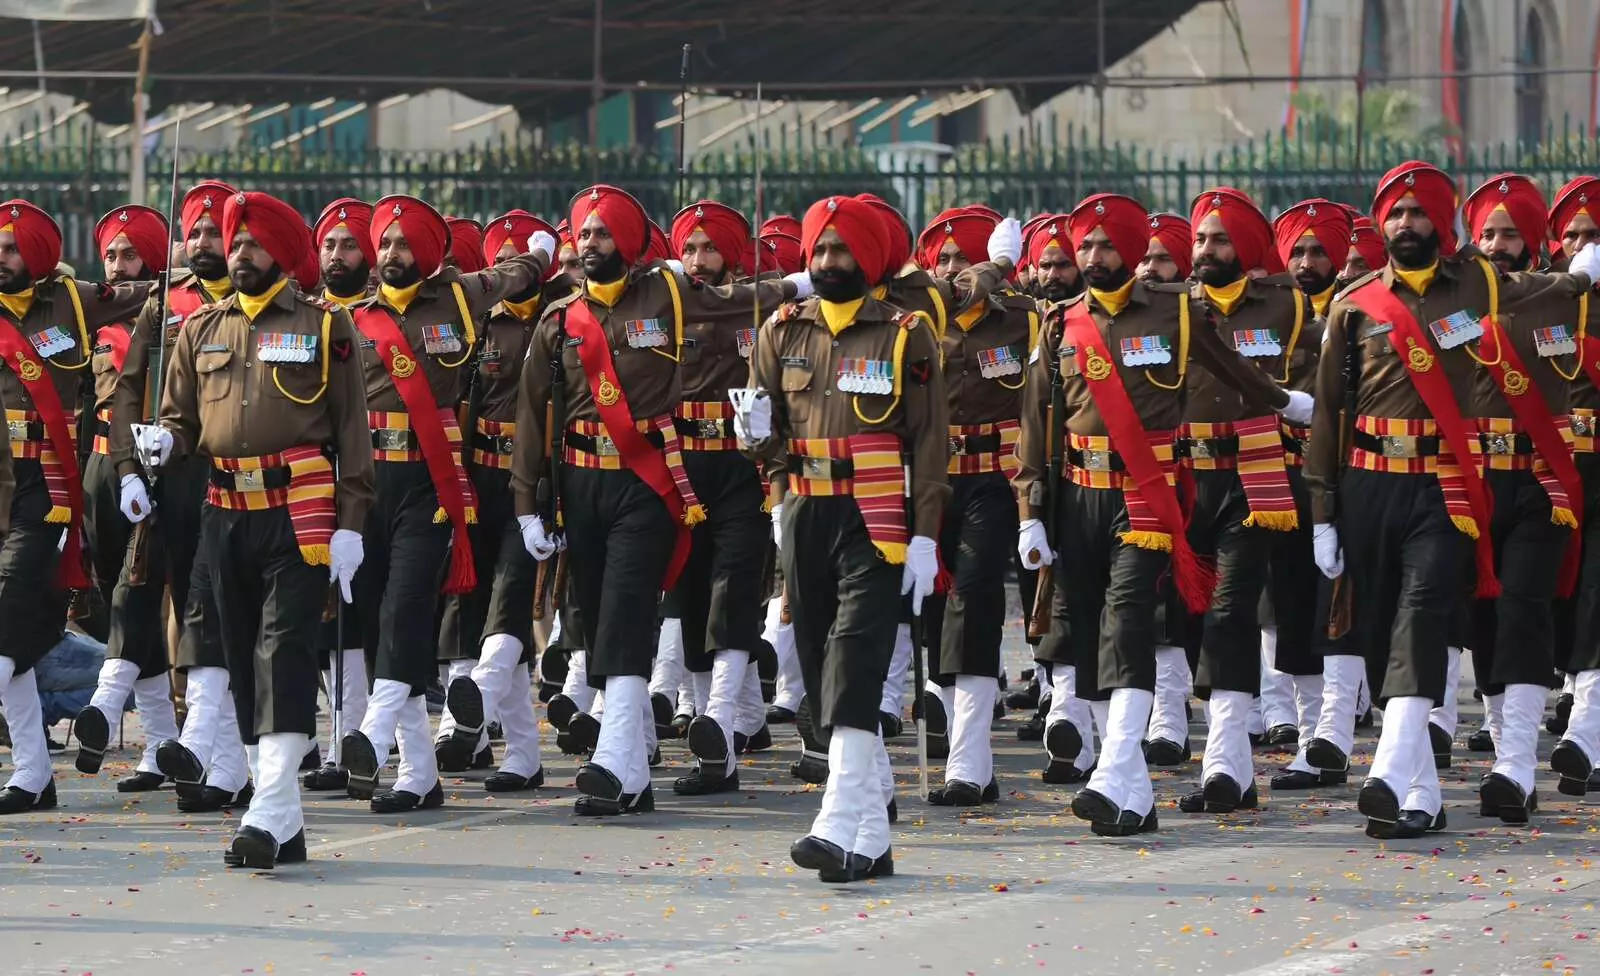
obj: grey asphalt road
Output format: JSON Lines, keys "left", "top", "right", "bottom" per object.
{"left": 3, "top": 643, "right": 1597, "bottom": 976}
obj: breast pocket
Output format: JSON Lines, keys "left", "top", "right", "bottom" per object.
{"left": 780, "top": 360, "right": 815, "bottom": 426}
{"left": 90, "top": 350, "right": 119, "bottom": 381}
{"left": 680, "top": 322, "right": 713, "bottom": 367}
{"left": 196, "top": 349, "right": 235, "bottom": 402}
{"left": 266, "top": 358, "right": 327, "bottom": 403}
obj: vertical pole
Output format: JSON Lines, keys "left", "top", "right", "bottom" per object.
{"left": 129, "top": 23, "right": 151, "bottom": 206}
{"left": 589, "top": 0, "right": 604, "bottom": 181}
{"left": 1095, "top": 0, "right": 1107, "bottom": 155}
{"left": 677, "top": 43, "right": 691, "bottom": 209}
{"left": 30, "top": 20, "right": 45, "bottom": 93}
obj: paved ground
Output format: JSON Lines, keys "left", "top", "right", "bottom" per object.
{"left": 3, "top": 642, "right": 1599, "bottom": 976}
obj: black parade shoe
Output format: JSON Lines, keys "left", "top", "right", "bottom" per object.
{"left": 1090, "top": 808, "right": 1159, "bottom": 837}
{"left": 1269, "top": 768, "right": 1346, "bottom": 791}
{"left": 1178, "top": 776, "right": 1258, "bottom": 814}
{"left": 651, "top": 692, "right": 676, "bottom": 740}
{"left": 928, "top": 779, "right": 985, "bottom": 807}
{"left": 340, "top": 730, "right": 380, "bottom": 801}
{"left": 0, "top": 780, "right": 56, "bottom": 814}
{"left": 1547, "top": 693, "right": 1574, "bottom": 736}
{"left": 370, "top": 780, "right": 444, "bottom": 814}
{"left": 155, "top": 739, "right": 206, "bottom": 805}
{"left": 687, "top": 715, "right": 731, "bottom": 767}
{"left": 439, "top": 677, "right": 486, "bottom": 770}
{"left": 1042, "top": 760, "right": 1093, "bottom": 785}
{"left": 566, "top": 713, "right": 601, "bottom": 754}
{"left": 472, "top": 744, "right": 494, "bottom": 770}
{"left": 299, "top": 743, "right": 322, "bottom": 772}
{"left": 1070, "top": 787, "right": 1120, "bottom": 826}
{"left": 72, "top": 706, "right": 110, "bottom": 774}
{"left": 224, "top": 826, "right": 280, "bottom": 869}
{"left": 117, "top": 770, "right": 166, "bottom": 793}
{"left": 880, "top": 711, "right": 904, "bottom": 739}
{"left": 178, "top": 781, "right": 253, "bottom": 814}
{"left": 1045, "top": 720, "right": 1083, "bottom": 766}
{"left": 669, "top": 713, "right": 693, "bottom": 739}
{"left": 1479, "top": 772, "right": 1536, "bottom": 825}
{"left": 1265, "top": 724, "right": 1299, "bottom": 748}
{"left": 1552, "top": 740, "right": 1595, "bottom": 797}
{"left": 302, "top": 763, "right": 349, "bottom": 792}
{"left": 863, "top": 848, "right": 895, "bottom": 878}
{"left": 922, "top": 689, "right": 950, "bottom": 760}
{"left": 1429, "top": 723, "right": 1453, "bottom": 770}
{"left": 673, "top": 766, "right": 739, "bottom": 796}
{"left": 1304, "top": 737, "right": 1350, "bottom": 773}
{"left": 1016, "top": 712, "right": 1046, "bottom": 742}
{"left": 766, "top": 705, "right": 796, "bottom": 725}
{"left": 484, "top": 768, "right": 545, "bottom": 793}
{"left": 738, "top": 725, "right": 773, "bottom": 754}
{"left": 790, "top": 835, "right": 870, "bottom": 883}
{"left": 573, "top": 763, "right": 654, "bottom": 816}
{"left": 1466, "top": 728, "right": 1494, "bottom": 752}
{"left": 545, "top": 693, "right": 578, "bottom": 731}
{"left": 1143, "top": 737, "right": 1191, "bottom": 767}
{"left": 1357, "top": 777, "right": 1401, "bottom": 827}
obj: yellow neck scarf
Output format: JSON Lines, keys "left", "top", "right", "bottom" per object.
{"left": 1393, "top": 261, "right": 1439, "bottom": 296}
{"left": 1202, "top": 276, "right": 1250, "bottom": 317}
{"left": 819, "top": 298, "right": 864, "bottom": 336}
{"left": 1088, "top": 278, "right": 1136, "bottom": 318}
{"left": 1311, "top": 284, "right": 1335, "bottom": 318}
{"left": 379, "top": 280, "right": 423, "bottom": 314}
{"left": 323, "top": 288, "right": 363, "bottom": 308}
{"left": 585, "top": 276, "right": 627, "bottom": 308}
{"left": 0, "top": 285, "right": 35, "bottom": 322}
{"left": 236, "top": 276, "right": 290, "bottom": 322}
{"left": 200, "top": 276, "right": 233, "bottom": 303}
{"left": 954, "top": 301, "right": 986, "bottom": 332}
{"left": 503, "top": 295, "right": 542, "bottom": 321}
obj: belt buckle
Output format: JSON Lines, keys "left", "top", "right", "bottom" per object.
{"left": 1485, "top": 432, "right": 1512, "bottom": 455}
{"left": 1379, "top": 435, "right": 1413, "bottom": 459}
{"left": 696, "top": 419, "right": 724, "bottom": 440}
{"left": 6, "top": 420, "right": 25, "bottom": 441}
{"left": 1189, "top": 439, "right": 1213, "bottom": 461}
{"left": 594, "top": 434, "right": 618, "bottom": 456}
{"left": 948, "top": 435, "right": 965, "bottom": 457}
{"left": 1081, "top": 448, "right": 1110, "bottom": 472}
{"left": 1575, "top": 415, "right": 1593, "bottom": 437}
{"left": 496, "top": 435, "right": 515, "bottom": 455}
{"left": 376, "top": 428, "right": 409, "bottom": 452}
{"left": 802, "top": 456, "right": 829, "bottom": 479}
{"left": 236, "top": 468, "right": 265, "bottom": 492}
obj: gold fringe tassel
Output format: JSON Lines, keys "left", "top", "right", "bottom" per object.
{"left": 1552, "top": 505, "right": 1579, "bottom": 529}
{"left": 683, "top": 503, "right": 708, "bottom": 526}
{"left": 434, "top": 506, "right": 480, "bottom": 525}
{"left": 299, "top": 544, "right": 331, "bottom": 567}
{"left": 1451, "top": 514, "right": 1480, "bottom": 540}
{"left": 874, "top": 541, "right": 908, "bottom": 565}
{"left": 44, "top": 505, "right": 70, "bottom": 524}
{"left": 1242, "top": 509, "right": 1300, "bottom": 532}
{"left": 1119, "top": 530, "right": 1174, "bottom": 553}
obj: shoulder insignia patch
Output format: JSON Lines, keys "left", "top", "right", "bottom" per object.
{"left": 908, "top": 357, "right": 932, "bottom": 385}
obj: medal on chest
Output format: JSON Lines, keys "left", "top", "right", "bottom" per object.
{"left": 1119, "top": 334, "right": 1172, "bottom": 366}
{"left": 625, "top": 318, "right": 668, "bottom": 348}
{"left": 422, "top": 323, "right": 463, "bottom": 356}
{"left": 29, "top": 326, "right": 75, "bottom": 359}
{"left": 736, "top": 327, "right": 757, "bottom": 359}
{"left": 1427, "top": 309, "right": 1483, "bottom": 349}
{"left": 1232, "top": 328, "right": 1281, "bottom": 358}
{"left": 257, "top": 332, "right": 317, "bottom": 364}
{"left": 837, "top": 356, "right": 893, "bottom": 394}
{"left": 976, "top": 344, "right": 1022, "bottom": 379}
{"left": 1533, "top": 325, "right": 1577, "bottom": 358}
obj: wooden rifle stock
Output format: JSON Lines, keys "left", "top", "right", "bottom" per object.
{"left": 127, "top": 519, "right": 153, "bottom": 586}
{"left": 1326, "top": 305, "right": 1362, "bottom": 641}
{"left": 1027, "top": 564, "right": 1055, "bottom": 640}
{"left": 1028, "top": 343, "right": 1067, "bottom": 641}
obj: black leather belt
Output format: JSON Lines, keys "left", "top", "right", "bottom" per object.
{"left": 5, "top": 418, "right": 45, "bottom": 441}
{"left": 209, "top": 466, "right": 293, "bottom": 491}
{"left": 473, "top": 432, "right": 515, "bottom": 455}
{"left": 673, "top": 416, "right": 735, "bottom": 440}
{"left": 566, "top": 428, "right": 665, "bottom": 455}
{"left": 1174, "top": 435, "right": 1240, "bottom": 460}
{"left": 1352, "top": 430, "right": 1441, "bottom": 458}
{"left": 1066, "top": 445, "right": 1125, "bottom": 472}
{"left": 948, "top": 432, "right": 1002, "bottom": 456}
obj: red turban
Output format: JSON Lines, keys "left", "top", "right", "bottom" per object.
{"left": 1191, "top": 186, "right": 1278, "bottom": 274}
{"left": 1372, "top": 160, "right": 1459, "bottom": 254}
{"left": 1147, "top": 212, "right": 1194, "bottom": 279}
{"left": 855, "top": 194, "right": 913, "bottom": 278}
{"left": 485, "top": 209, "right": 558, "bottom": 266}
{"left": 1348, "top": 216, "right": 1386, "bottom": 271}
{"left": 1023, "top": 214, "right": 1069, "bottom": 270}
{"left": 1550, "top": 176, "right": 1600, "bottom": 241}
{"left": 447, "top": 217, "right": 486, "bottom": 275}
{"left": 670, "top": 201, "right": 753, "bottom": 275}
{"left": 1463, "top": 174, "right": 1548, "bottom": 257}
{"left": 1065, "top": 193, "right": 1151, "bottom": 270}
{"left": 1272, "top": 198, "right": 1352, "bottom": 272}
{"left": 916, "top": 210, "right": 996, "bottom": 271}
{"left": 314, "top": 198, "right": 376, "bottom": 269}
{"left": 0, "top": 200, "right": 62, "bottom": 279}
{"left": 962, "top": 203, "right": 1003, "bottom": 222}
{"left": 801, "top": 195, "right": 892, "bottom": 286}
{"left": 569, "top": 184, "right": 649, "bottom": 267}
{"left": 371, "top": 195, "right": 450, "bottom": 278}
{"left": 180, "top": 181, "right": 237, "bottom": 241}
{"left": 293, "top": 223, "right": 321, "bottom": 291}
{"left": 761, "top": 215, "right": 801, "bottom": 240}
{"left": 758, "top": 232, "right": 803, "bottom": 276}
{"left": 221, "top": 191, "right": 309, "bottom": 277}
{"left": 94, "top": 204, "right": 169, "bottom": 275}
{"left": 643, "top": 221, "right": 670, "bottom": 266}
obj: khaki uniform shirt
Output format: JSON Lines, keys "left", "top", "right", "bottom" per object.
{"left": 159, "top": 285, "right": 375, "bottom": 531}
{"left": 1186, "top": 275, "right": 1321, "bottom": 422}
{"left": 110, "top": 272, "right": 225, "bottom": 477}
{"left": 942, "top": 291, "right": 1038, "bottom": 427}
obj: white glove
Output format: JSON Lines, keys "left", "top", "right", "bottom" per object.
{"left": 329, "top": 529, "right": 363, "bottom": 603}
{"left": 1017, "top": 518, "right": 1053, "bottom": 570}
{"left": 901, "top": 535, "right": 939, "bottom": 616}
{"left": 131, "top": 423, "right": 174, "bottom": 469}
{"left": 119, "top": 473, "right": 151, "bottom": 524}
{"left": 1313, "top": 523, "right": 1344, "bottom": 580}
{"left": 770, "top": 502, "right": 784, "bottom": 551}
{"left": 664, "top": 258, "right": 686, "bottom": 274}
{"left": 519, "top": 514, "right": 558, "bottom": 562}
{"left": 1571, "top": 241, "right": 1600, "bottom": 281}
{"left": 527, "top": 231, "right": 557, "bottom": 265}
{"left": 987, "top": 216, "right": 1023, "bottom": 265}
{"left": 784, "top": 271, "right": 814, "bottom": 301}
{"left": 1280, "top": 390, "right": 1314, "bottom": 426}
{"left": 729, "top": 387, "right": 773, "bottom": 443}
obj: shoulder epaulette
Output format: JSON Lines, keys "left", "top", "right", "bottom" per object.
{"left": 1332, "top": 269, "right": 1382, "bottom": 303}
{"left": 296, "top": 292, "right": 337, "bottom": 312}
{"left": 893, "top": 309, "right": 934, "bottom": 332}
{"left": 546, "top": 288, "right": 585, "bottom": 313}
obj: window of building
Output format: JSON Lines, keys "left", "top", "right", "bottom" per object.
{"left": 1517, "top": 5, "right": 1548, "bottom": 146}
{"left": 1360, "top": 0, "right": 1389, "bottom": 80}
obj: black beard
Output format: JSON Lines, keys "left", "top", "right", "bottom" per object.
{"left": 583, "top": 250, "right": 627, "bottom": 283}
{"left": 1040, "top": 276, "right": 1085, "bottom": 302}
{"left": 189, "top": 251, "right": 227, "bottom": 281}
{"left": 380, "top": 261, "right": 423, "bottom": 288}
{"left": 0, "top": 267, "right": 33, "bottom": 293}
{"left": 323, "top": 261, "right": 370, "bottom": 298}
{"left": 1488, "top": 248, "right": 1532, "bottom": 273}
{"left": 231, "top": 261, "right": 282, "bottom": 297}
{"left": 1294, "top": 268, "right": 1338, "bottom": 297}
{"left": 1194, "top": 256, "right": 1244, "bottom": 287}
{"left": 692, "top": 266, "right": 730, "bottom": 286}
{"left": 1387, "top": 230, "right": 1440, "bottom": 270}
{"left": 812, "top": 266, "right": 868, "bottom": 303}
{"left": 1082, "top": 264, "right": 1130, "bottom": 290}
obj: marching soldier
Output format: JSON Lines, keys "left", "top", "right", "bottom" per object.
{"left": 138, "top": 190, "right": 374, "bottom": 868}
{"left": 300, "top": 197, "right": 377, "bottom": 792}
{"left": 1263, "top": 200, "right": 1349, "bottom": 792}
{"left": 337, "top": 195, "right": 554, "bottom": 813}
{"left": 0, "top": 200, "right": 155, "bottom": 813}
{"left": 738, "top": 194, "right": 946, "bottom": 881}
{"left": 1338, "top": 210, "right": 1387, "bottom": 289}
{"left": 512, "top": 184, "right": 801, "bottom": 816}
{"left": 1137, "top": 213, "right": 1194, "bottom": 285}
{"left": 1307, "top": 162, "right": 1600, "bottom": 839}
{"left": 1015, "top": 193, "right": 1307, "bottom": 837}
{"left": 73, "top": 205, "right": 182, "bottom": 794}
{"left": 436, "top": 210, "right": 577, "bottom": 793}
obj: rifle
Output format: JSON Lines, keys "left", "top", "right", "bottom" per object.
{"left": 1326, "top": 313, "right": 1362, "bottom": 640}
{"left": 66, "top": 367, "right": 97, "bottom": 619}
{"left": 127, "top": 117, "right": 185, "bottom": 587}
{"left": 532, "top": 303, "right": 569, "bottom": 620}
{"left": 1027, "top": 346, "right": 1066, "bottom": 639}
